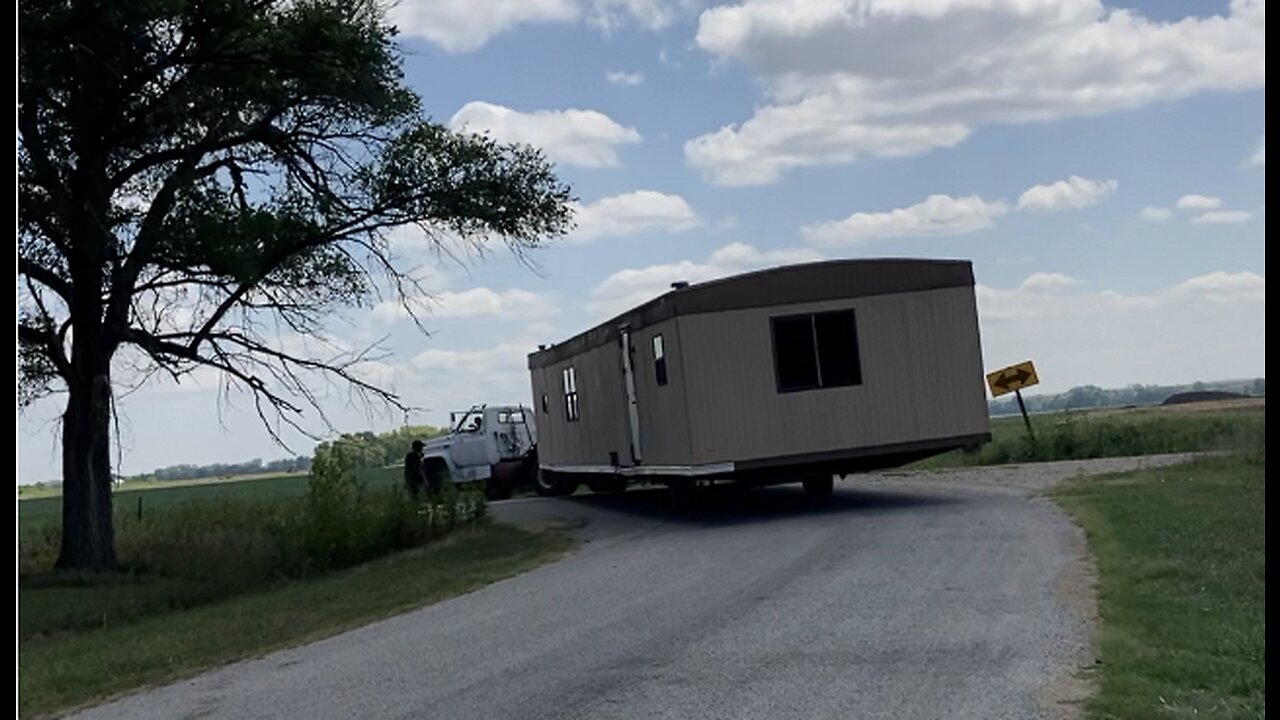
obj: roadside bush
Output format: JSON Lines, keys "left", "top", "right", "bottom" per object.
{"left": 288, "top": 449, "right": 488, "bottom": 573}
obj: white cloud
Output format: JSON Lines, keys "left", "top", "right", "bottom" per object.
{"left": 606, "top": 70, "right": 645, "bottom": 86}
{"left": 1192, "top": 210, "right": 1253, "bottom": 224}
{"left": 588, "top": 0, "right": 677, "bottom": 32}
{"left": 389, "top": 0, "right": 578, "bottom": 53}
{"left": 1171, "top": 270, "right": 1266, "bottom": 303}
{"left": 1019, "top": 272, "right": 1081, "bottom": 292}
{"left": 1176, "top": 194, "right": 1224, "bottom": 210}
{"left": 1139, "top": 206, "right": 1172, "bottom": 221}
{"left": 570, "top": 190, "right": 701, "bottom": 242}
{"left": 1016, "top": 176, "right": 1117, "bottom": 213}
{"left": 802, "top": 194, "right": 1008, "bottom": 246}
{"left": 589, "top": 241, "right": 822, "bottom": 319}
{"left": 976, "top": 270, "right": 1265, "bottom": 391}
{"left": 390, "top": 0, "right": 681, "bottom": 53}
{"left": 1245, "top": 137, "right": 1265, "bottom": 167}
{"left": 449, "top": 101, "right": 641, "bottom": 168}
{"left": 371, "top": 288, "right": 557, "bottom": 324}
{"left": 687, "top": 0, "right": 1265, "bottom": 185}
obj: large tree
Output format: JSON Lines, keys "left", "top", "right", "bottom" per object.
{"left": 18, "top": 0, "right": 574, "bottom": 570}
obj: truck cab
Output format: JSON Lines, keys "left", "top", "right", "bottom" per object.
{"left": 419, "top": 405, "right": 537, "bottom": 500}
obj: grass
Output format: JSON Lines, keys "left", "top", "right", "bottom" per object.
{"left": 910, "top": 403, "right": 1265, "bottom": 470}
{"left": 18, "top": 466, "right": 401, "bottom": 536}
{"left": 18, "top": 523, "right": 574, "bottom": 718}
{"left": 1054, "top": 446, "right": 1265, "bottom": 718}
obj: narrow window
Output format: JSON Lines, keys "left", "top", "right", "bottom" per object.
{"left": 652, "top": 334, "right": 668, "bottom": 386}
{"left": 562, "top": 366, "right": 580, "bottom": 421}
{"left": 541, "top": 394, "right": 548, "bottom": 413}
{"left": 771, "top": 310, "right": 863, "bottom": 393}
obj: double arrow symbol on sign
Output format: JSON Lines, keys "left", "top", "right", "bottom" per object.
{"left": 991, "top": 367, "right": 1033, "bottom": 392}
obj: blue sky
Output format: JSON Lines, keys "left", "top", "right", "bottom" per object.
{"left": 18, "top": 0, "right": 1265, "bottom": 482}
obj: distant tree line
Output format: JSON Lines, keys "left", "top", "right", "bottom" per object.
{"left": 312, "top": 425, "right": 447, "bottom": 469}
{"left": 990, "top": 378, "right": 1264, "bottom": 416}
{"left": 127, "top": 456, "right": 311, "bottom": 483}
{"left": 116, "top": 425, "right": 448, "bottom": 485}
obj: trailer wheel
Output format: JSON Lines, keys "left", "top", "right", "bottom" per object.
{"left": 587, "top": 477, "right": 628, "bottom": 494}
{"left": 534, "top": 469, "right": 576, "bottom": 497}
{"left": 802, "top": 476, "right": 834, "bottom": 499}
{"left": 667, "top": 480, "right": 698, "bottom": 510}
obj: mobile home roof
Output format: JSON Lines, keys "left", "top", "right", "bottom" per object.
{"left": 528, "top": 258, "right": 974, "bottom": 369}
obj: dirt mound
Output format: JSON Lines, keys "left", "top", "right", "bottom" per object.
{"left": 1161, "top": 390, "right": 1252, "bottom": 406}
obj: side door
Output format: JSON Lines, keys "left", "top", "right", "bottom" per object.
{"left": 619, "top": 326, "right": 642, "bottom": 464}
{"left": 449, "top": 408, "right": 495, "bottom": 470}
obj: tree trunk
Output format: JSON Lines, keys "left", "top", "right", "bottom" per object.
{"left": 56, "top": 367, "right": 117, "bottom": 571}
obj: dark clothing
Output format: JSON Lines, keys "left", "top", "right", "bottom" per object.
{"left": 404, "top": 451, "right": 427, "bottom": 494}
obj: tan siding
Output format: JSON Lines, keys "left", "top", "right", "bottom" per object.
{"left": 536, "top": 341, "right": 631, "bottom": 467}
{"left": 631, "top": 318, "right": 694, "bottom": 466}
{"left": 680, "top": 286, "right": 990, "bottom": 465}
{"left": 528, "top": 366, "right": 555, "bottom": 460}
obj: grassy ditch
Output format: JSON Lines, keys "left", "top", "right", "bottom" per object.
{"left": 1054, "top": 440, "right": 1265, "bottom": 718}
{"left": 19, "top": 452, "right": 574, "bottom": 717}
{"left": 912, "top": 403, "right": 1264, "bottom": 470}
{"left": 19, "top": 523, "right": 573, "bottom": 718}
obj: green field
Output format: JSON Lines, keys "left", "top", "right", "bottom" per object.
{"left": 18, "top": 466, "right": 400, "bottom": 536}
{"left": 910, "top": 401, "right": 1264, "bottom": 470}
{"left": 1055, "top": 446, "right": 1265, "bottom": 718}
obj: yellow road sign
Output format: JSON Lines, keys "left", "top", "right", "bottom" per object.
{"left": 986, "top": 361, "right": 1039, "bottom": 398}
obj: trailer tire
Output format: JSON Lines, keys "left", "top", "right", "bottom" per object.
{"left": 587, "top": 477, "right": 628, "bottom": 494}
{"left": 802, "top": 475, "right": 834, "bottom": 499}
{"left": 534, "top": 469, "right": 576, "bottom": 497}
{"left": 667, "top": 480, "right": 698, "bottom": 510}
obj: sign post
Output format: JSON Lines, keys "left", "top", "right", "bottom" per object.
{"left": 986, "top": 360, "right": 1040, "bottom": 440}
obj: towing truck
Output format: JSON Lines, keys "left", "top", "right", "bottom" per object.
{"left": 418, "top": 404, "right": 538, "bottom": 500}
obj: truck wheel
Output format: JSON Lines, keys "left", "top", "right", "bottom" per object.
{"left": 587, "top": 477, "right": 628, "bottom": 494}
{"left": 424, "top": 460, "right": 451, "bottom": 491}
{"left": 802, "top": 476, "right": 834, "bottom": 499}
{"left": 534, "top": 469, "right": 576, "bottom": 497}
{"left": 484, "top": 478, "right": 512, "bottom": 501}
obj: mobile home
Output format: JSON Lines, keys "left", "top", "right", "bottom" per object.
{"left": 527, "top": 259, "right": 991, "bottom": 496}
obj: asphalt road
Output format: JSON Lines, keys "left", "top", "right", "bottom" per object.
{"left": 73, "top": 455, "right": 1191, "bottom": 720}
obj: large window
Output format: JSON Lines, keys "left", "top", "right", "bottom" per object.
{"left": 562, "top": 366, "right": 580, "bottom": 421}
{"left": 771, "top": 310, "right": 863, "bottom": 393}
{"left": 653, "top": 334, "right": 668, "bottom": 386}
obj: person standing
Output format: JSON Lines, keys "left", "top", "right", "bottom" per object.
{"left": 404, "top": 440, "right": 427, "bottom": 496}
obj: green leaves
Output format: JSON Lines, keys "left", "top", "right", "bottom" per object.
{"left": 18, "top": 0, "right": 573, "bottom": 405}
{"left": 19, "top": 0, "right": 574, "bottom": 570}
{"left": 371, "top": 122, "right": 575, "bottom": 243}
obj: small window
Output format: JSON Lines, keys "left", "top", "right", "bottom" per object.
{"left": 562, "top": 366, "right": 580, "bottom": 421}
{"left": 653, "top": 334, "right": 668, "bottom": 386}
{"left": 541, "top": 394, "right": 549, "bottom": 413}
{"left": 771, "top": 310, "right": 863, "bottom": 393}
{"left": 498, "top": 410, "right": 526, "bottom": 424}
